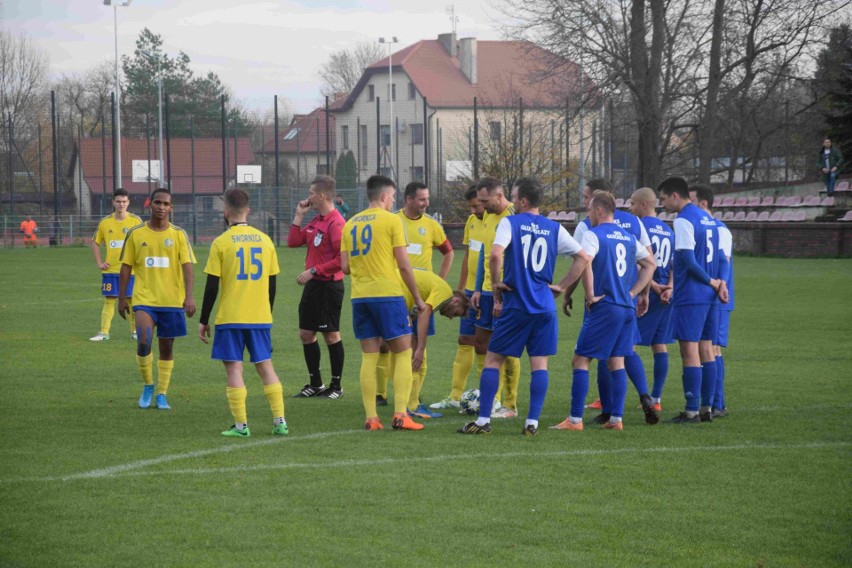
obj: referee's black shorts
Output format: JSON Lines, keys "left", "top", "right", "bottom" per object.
{"left": 298, "top": 279, "right": 344, "bottom": 332}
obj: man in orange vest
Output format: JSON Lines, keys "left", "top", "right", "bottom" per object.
{"left": 19, "top": 216, "right": 38, "bottom": 248}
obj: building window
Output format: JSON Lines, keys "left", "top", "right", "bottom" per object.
{"left": 410, "top": 166, "right": 424, "bottom": 181}
{"left": 408, "top": 82, "right": 416, "bottom": 99}
{"left": 342, "top": 125, "right": 349, "bottom": 150}
{"left": 381, "top": 125, "right": 391, "bottom": 147}
{"left": 490, "top": 121, "right": 501, "bottom": 141}
{"left": 410, "top": 123, "right": 423, "bottom": 145}
{"left": 386, "top": 84, "right": 396, "bottom": 101}
{"left": 316, "top": 164, "right": 329, "bottom": 175}
{"left": 368, "top": 85, "right": 375, "bottom": 102}
{"left": 359, "top": 125, "right": 368, "bottom": 166}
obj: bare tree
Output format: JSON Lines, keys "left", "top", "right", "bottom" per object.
{"left": 318, "top": 41, "right": 386, "bottom": 97}
{"left": 0, "top": 30, "right": 49, "bottom": 147}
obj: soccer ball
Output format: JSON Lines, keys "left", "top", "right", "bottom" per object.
{"left": 460, "top": 388, "right": 480, "bottom": 415}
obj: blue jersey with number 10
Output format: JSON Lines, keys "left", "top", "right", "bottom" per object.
{"left": 498, "top": 213, "right": 580, "bottom": 314}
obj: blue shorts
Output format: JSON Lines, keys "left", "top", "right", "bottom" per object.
{"left": 212, "top": 327, "right": 272, "bottom": 363}
{"left": 715, "top": 309, "right": 731, "bottom": 347}
{"left": 672, "top": 303, "right": 718, "bottom": 343}
{"left": 459, "top": 290, "right": 476, "bottom": 336}
{"left": 474, "top": 293, "right": 495, "bottom": 331}
{"left": 102, "top": 273, "right": 134, "bottom": 297}
{"left": 575, "top": 302, "right": 636, "bottom": 360}
{"left": 133, "top": 306, "right": 187, "bottom": 339}
{"left": 414, "top": 313, "right": 436, "bottom": 337}
{"left": 352, "top": 298, "right": 412, "bottom": 341}
{"left": 489, "top": 309, "right": 557, "bottom": 358}
{"left": 636, "top": 295, "right": 674, "bottom": 346}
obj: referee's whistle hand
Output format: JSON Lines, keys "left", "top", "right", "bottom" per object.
{"left": 198, "top": 324, "right": 210, "bottom": 344}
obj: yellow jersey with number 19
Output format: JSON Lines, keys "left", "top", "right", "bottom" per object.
{"left": 120, "top": 223, "right": 196, "bottom": 308}
{"left": 93, "top": 213, "right": 143, "bottom": 274}
{"left": 342, "top": 207, "right": 408, "bottom": 301}
{"left": 204, "top": 225, "right": 280, "bottom": 327}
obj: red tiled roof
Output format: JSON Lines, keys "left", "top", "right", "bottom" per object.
{"left": 77, "top": 137, "right": 254, "bottom": 195}
{"left": 258, "top": 108, "right": 335, "bottom": 155}
{"left": 334, "top": 39, "right": 590, "bottom": 111}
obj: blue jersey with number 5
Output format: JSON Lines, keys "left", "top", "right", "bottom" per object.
{"left": 672, "top": 203, "right": 719, "bottom": 306}
{"left": 495, "top": 213, "right": 582, "bottom": 314}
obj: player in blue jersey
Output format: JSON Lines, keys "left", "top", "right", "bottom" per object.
{"left": 459, "top": 178, "right": 590, "bottom": 436}
{"left": 568, "top": 179, "right": 657, "bottom": 424}
{"left": 630, "top": 187, "right": 674, "bottom": 412}
{"left": 658, "top": 177, "right": 728, "bottom": 424}
{"left": 553, "top": 191, "right": 656, "bottom": 431}
{"left": 689, "top": 184, "right": 733, "bottom": 418}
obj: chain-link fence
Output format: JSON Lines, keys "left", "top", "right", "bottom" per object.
{"left": 0, "top": 88, "right": 817, "bottom": 246}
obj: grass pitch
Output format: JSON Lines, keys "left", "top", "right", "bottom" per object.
{"left": 0, "top": 246, "right": 850, "bottom": 567}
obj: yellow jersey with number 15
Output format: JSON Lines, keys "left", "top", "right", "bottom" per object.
{"left": 204, "top": 225, "right": 280, "bottom": 327}
{"left": 93, "top": 213, "right": 143, "bottom": 274}
{"left": 120, "top": 223, "right": 196, "bottom": 308}
{"left": 342, "top": 207, "right": 408, "bottom": 301}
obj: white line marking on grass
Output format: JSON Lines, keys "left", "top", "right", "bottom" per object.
{"left": 2, "top": 440, "right": 847, "bottom": 484}
{"left": 6, "top": 298, "right": 101, "bottom": 307}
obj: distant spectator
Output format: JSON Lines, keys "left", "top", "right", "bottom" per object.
{"left": 334, "top": 195, "right": 350, "bottom": 218}
{"left": 49, "top": 216, "right": 61, "bottom": 247}
{"left": 19, "top": 215, "right": 38, "bottom": 248}
{"left": 819, "top": 137, "right": 844, "bottom": 196}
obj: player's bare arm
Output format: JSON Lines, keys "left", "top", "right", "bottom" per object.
{"left": 91, "top": 242, "right": 109, "bottom": 271}
{"left": 630, "top": 256, "right": 657, "bottom": 299}
{"left": 117, "top": 263, "right": 132, "bottom": 319}
{"left": 394, "top": 246, "right": 426, "bottom": 313}
{"left": 182, "top": 262, "right": 196, "bottom": 317}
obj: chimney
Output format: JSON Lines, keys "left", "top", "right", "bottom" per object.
{"left": 438, "top": 32, "right": 457, "bottom": 57}
{"left": 459, "top": 37, "right": 477, "bottom": 85}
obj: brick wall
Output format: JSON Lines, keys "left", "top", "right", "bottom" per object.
{"left": 443, "top": 222, "right": 852, "bottom": 258}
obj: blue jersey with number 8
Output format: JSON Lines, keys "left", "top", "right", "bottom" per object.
{"left": 581, "top": 223, "right": 648, "bottom": 309}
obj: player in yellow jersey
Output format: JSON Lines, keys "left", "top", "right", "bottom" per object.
{"left": 384, "top": 181, "right": 454, "bottom": 419}
{"left": 341, "top": 175, "right": 427, "bottom": 431}
{"left": 118, "top": 189, "right": 196, "bottom": 410}
{"left": 89, "top": 189, "right": 143, "bottom": 341}
{"left": 430, "top": 186, "right": 487, "bottom": 410}
{"left": 471, "top": 177, "right": 521, "bottom": 418}
{"left": 198, "top": 189, "right": 287, "bottom": 438}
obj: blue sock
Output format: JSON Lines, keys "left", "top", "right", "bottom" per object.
{"left": 610, "top": 368, "right": 628, "bottom": 418}
{"left": 597, "top": 360, "right": 612, "bottom": 413}
{"left": 624, "top": 352, "right": 650, "bottom": 396}
{"left": 477, "top": 367, "right": 500, "bottom": 419}
{"left": 683, "top": 367, "right": 701, "bottom": 411}
{"left": 570, "top": 369, "right": 589, "bottom": 418}
{"left": 652, "top": 352, "right": 668, "bottom": 399}
{"left": 700, "top": 361, "right": 717, "bottom": 408}
{"left": 528, "top": 370, "right": 549, "bottom": 421}
{"left": 714, "top": 355, "right": 725, "bottom": 410}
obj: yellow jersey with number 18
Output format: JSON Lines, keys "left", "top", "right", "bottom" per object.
{"left": 93, "top": 213, "right": 143, "bottom": 274}
{"left": 342, "top": 207, "right": 408, "bottom": 301}
{"left": 120, "top": 223, "right": 196, "bottom": 308}
{"left": 204, "top": 225, "right": 280, "bottom": 327}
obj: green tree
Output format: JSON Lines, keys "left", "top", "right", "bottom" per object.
{"left": 814, "top": 25, "right": 852, "bottom": 161}
{"left": 121, "top": 28, "right": 247, "bottom": 137}
{"left": 335, "top": 150, "right": 357, "bottom": 189}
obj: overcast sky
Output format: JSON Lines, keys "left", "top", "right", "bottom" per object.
{"left": 2, "top": 0, "right": 509, "bottom": 111}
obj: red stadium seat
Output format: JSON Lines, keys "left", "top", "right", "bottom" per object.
{"left": 781, "top": 211, "right": 796, "bottom": 221}
{"left": 756, "top": 211, "right": 770, "bottom": 222}
{"left": 775, "top": 196, "right": 789, "bottom": 207}
{"left": 786, "top": 195, "right": 803, "bottom": 207}
{"left": 721, "top": 196, "right": 736, "bottom": 207}
{"left": 835, "top": 181, "right": 850, "bottom": 192}
{"left": 747, "top": 196, "right": 761, "bottom": 207}
{"left": 546, "top": 211, "right": 558, "bottom": 219}
{"left": 713, "top": 211, "right": 723, "bottom": 219}
{"left": 566, "top": 211, "right": 577, "bottom": 222}
{"left": 733, "top": 211, "right": 746, "bottom": 221}
{"left": 802, "top": 195, "right": 820, "bottom": 206}
{"left": 769, "top": 211, "right": 783, "bottom": 221}
{"left": 734, "top": 197, "right": 748, "bottom": 207}
{"left": 821, "top": 196, "right": 835, "bottom": 207}
{"left": 722, "top": 211, "right": 734, "bottom": 220}
{"left": 838, "top": 210, "right": 852, "bottom": 221}
{"left": 615, "top": 198, "right": 625, "bottom": 208}
{"left": 745, "top": 211, "right": 758, "bottom": 221}
{"left": 760, "top": 196, "right": 774, "bottom": 206}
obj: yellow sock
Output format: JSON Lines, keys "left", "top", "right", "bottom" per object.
{"left": 263, "top": 382, "right": 285, "bottom": 419}
{"left": 495, "top": 363, "right": 506, "bottom": 405}
{"left": 128, "top": 298, "right": 136, "bottom": 333}
{"left": 359, "top": 352, "right": 380, "bottom": 418}
{"left": 100, "top": 297, "right": 116, "bottom": 335}
{"left": 376, "top": 352, "right": 390, "bottom": 398}
{"left": 476, "top": 353, "right": 486, "bottom": 377}
{"left": 156, "top": 359, "right": 174, "bottom": 395}
{"left": 136, "top": 353, "right": 154, "bottom": 385}
{"left": 391, "top": 349, "right": 414, "bottom": 414}
{"left": 408, "top": 349, "right": 427, "bottom": 409}
{"left": 226, "top": 386, "right": 248, "bottom": 424}
{"left": 504, "top": 356, "right": 521, "bottom": 410}
{"left": 451, "top": 345, "right": 474, "bottom": 400}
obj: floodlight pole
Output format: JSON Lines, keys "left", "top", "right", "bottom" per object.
{"left": 105, "top": 0, "right": 133, "bottom": 189}
{"left": 379, "top": 37, "right": 398, "bottom": 183}
{"left": 141, "top": 48, "right": 165, "bottom": 188}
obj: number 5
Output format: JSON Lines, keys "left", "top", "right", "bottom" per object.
{"left": 705, "top": 230, "right": 714, "bottom": 263}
